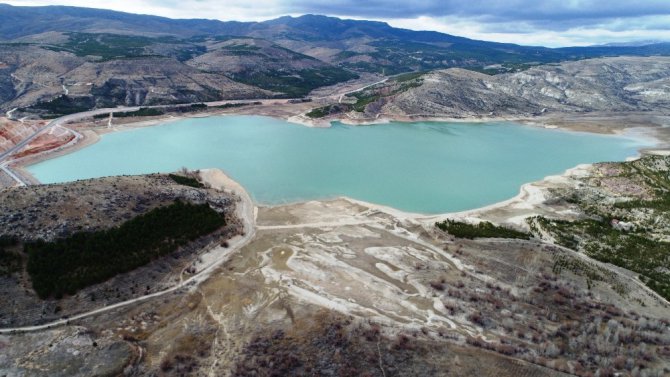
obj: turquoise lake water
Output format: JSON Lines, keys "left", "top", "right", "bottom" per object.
{"left": 27, "top": 115, "right": 650, "bottom": 213}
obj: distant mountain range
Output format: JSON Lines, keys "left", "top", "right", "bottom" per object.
{"left": 597, "top": 40, "right": 668, "bottom": 47}
{"left": 0, "top": 3, "right": 669, "bottom": 114}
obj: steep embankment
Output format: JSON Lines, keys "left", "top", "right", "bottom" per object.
{"left": 0, "top": 117, "right": 69, "bottom": 156}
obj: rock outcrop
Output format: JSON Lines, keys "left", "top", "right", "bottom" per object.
{"left": 381, "top": 57, "right": 670, "bottom": 118}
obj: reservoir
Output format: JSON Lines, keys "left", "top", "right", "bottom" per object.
{"left": 27, "top": 116, "right": 649, "bottom": 213}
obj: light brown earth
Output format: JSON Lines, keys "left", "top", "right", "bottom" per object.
{"left": 2, "top": 170, "right": 669, "bottom": 376}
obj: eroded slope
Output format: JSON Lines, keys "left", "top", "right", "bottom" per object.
{"left": 347, "top": 57, "right": 670, "bottom": 119}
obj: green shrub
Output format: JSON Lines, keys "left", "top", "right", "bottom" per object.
{"left": 436, "top": 220, "right": 530, "bottom": 240}
{"left": 28, "top": 95, "right": 96, "bottom": 117}
{"left": 169, "top": 174, "right": 204, "bottom": 188}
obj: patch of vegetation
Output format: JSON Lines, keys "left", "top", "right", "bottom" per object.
{"left": 305, "top": 104, "right": 349, "bottom": 119}
{"left": 340, "top": 61, "right": 402, "bottom": 75}
{"left": 614, "top": 192, "right": 670, "bottom": 211}
{"left": 89, "top": 79, "right": 132, "bottom": 107}
{"left": 0, "top": 42, "right": 33, "bottom": 47}
{"left": 532, "top": 216, "right": 670, "bottom": 300}
{"left": 189, "top": 103, "right": 208, "bottom": 110}
{"left": 552, "top": 254, "right": 627, "bottom": 294}
{"left": 346, "top": 74, "right": 424, "bottom": 112}
{"left": 94, "top": 107, "right": 165, "bottom": 119}
{"left": 0, "top": 236, "right": 21, "bottom": 276}
{"left": 116, "top": 107, "right": 165, "bottom": 117}
{"left": 553, "top": 254, "right": 604, "bottom": 287}
{"left": 92, "top": 102, "right": 259, "bottom": 120}
{"left": 43, "top": 32, "right": 170, "bottom": 60}
{"left": 529, "top": 156, "right": 670, "bottom": 300}
{"left": 224, "top": 43, "right": 262, "bottom": 51}
{"left": 172, "top": 45, "right": 207, "bottom": 62}
{"left": 213, "top": 102, "right": 262, "bottom": 109}
{"left": 436, "top": 219, "right": 530, "bottom": 240}
{"left": 232, "top": 311, "right": 441, "bottom": 376}
{"left": 305, "top": 105, "right": 333, "bottom": 118}
{"left": 337, "top": 39, "right": 556, "bottom": 75}
{"left": 41, "top": 32, "right": 207, "bottom": 62}
{"left": 27, "top": 95, "right": 96, "bottom": 117}
{"left": 228, "top": 67, "right": 358, "bottom": 97}
{"left": 336, "top": 34, "right": 669, "bottom": 75}
{"left": 220, "top": 43, "right": 263, "bottom": 53}
{"left": 169, "top": 174, "right": 204, "bottom": 188}
{"left": 334, "top": 50, "right": 359, "bottom": 60}
{"left": 393, "top": 71, "right": 427, "bottom": 82}
{"left": 350, "top": 92, "right": 381, "bottom": 112}
{"left": 220, "top": 49, "right": 266, "bottom": 57}
{"left": 468, "top": 63, "right": 539, "bottom": 75}
{"left": 158, "top": 323, "right": 216, "bottom": 374}
{"left": 26, "top": 200, "right": 226, "bottom": 298}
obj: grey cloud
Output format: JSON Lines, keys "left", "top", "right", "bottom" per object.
{"left": 284, "top": 0, "right": 670, "bottom": 31}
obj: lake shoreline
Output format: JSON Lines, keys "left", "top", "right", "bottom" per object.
{"left": 14, "top": 110, "right": 667, "bottom": 226}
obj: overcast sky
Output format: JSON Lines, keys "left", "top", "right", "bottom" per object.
{"left": 4, "top": 0, "right": 670, "bottom": 47}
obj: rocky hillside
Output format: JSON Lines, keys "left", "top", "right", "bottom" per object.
{"left": 0, "top": 31, "right": 353, "bottom": 113}
{"left": 1, "top": 4, "right": 670, "bottom": 116}
{"left": 3, "top": 185, "right": 669, "bottom": 376}
{"left": 0, "top": 44, "right": 270, "bottom": 112}
{"left": 187, "top": 37, "right": 357, "bottom": 97}
{"left": 371, "top": 57, "right": 670, "bottom": 118}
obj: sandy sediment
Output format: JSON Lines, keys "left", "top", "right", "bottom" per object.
{"left": 200, "top": 167, "right": 258, "bottom": 230}
{"left": 286, "top": 114, "right": 331, "bottom": 128}
{"left": 279, "top": 163, "right": 584, "bottom": 233}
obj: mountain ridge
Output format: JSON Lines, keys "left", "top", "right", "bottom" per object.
{"left": 2, "top": 3, "right": 668, "bottom": 53}
{"left": 1, "top": 3, "right": 670, "bottom": 114}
